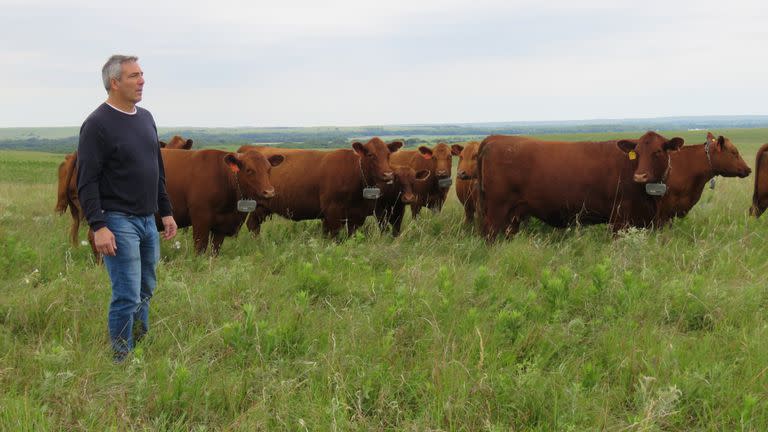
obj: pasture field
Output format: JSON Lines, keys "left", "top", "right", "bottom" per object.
{"left": 1, "top": 129, "right": 767, "bottom": 431}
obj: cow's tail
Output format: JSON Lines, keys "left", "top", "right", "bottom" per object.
{"left": 69, "top": 204, "right": 82, "bottom": 246}
{"left": 750, "top": 143, "right": 768, "bottom": 217}
{"left": 67, "top": 153, "right": 82, "bottom": 246}
{"left": 54, "top": 155, "right": 75, "bottom": 214}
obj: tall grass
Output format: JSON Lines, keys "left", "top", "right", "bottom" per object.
{"left": 1, "top": 129, "right": 767, "bottom": 430}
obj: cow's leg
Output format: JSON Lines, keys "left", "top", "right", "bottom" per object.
{"left": 210, "top": 232, "right": 226, "bottom": 256}
{"left": 245, "top": 208, "right": 269, "bottom": 236}
{"left": 410, "top": 202, "right": 422, "bottom": 218}
{"left": 464, "top": 205, "right": 475, "bottom": 225}
{"left": 322, "top": 207, "right": 344, "bottom": 238}
{"left": 373, "top": 207, "right": 389, "bottom": 233}
{"left": 345, "top": 213, "right": 366, "bottom": 237}
{"left": 431, "top": 192, "right": 447, "bottom": 212}
{"left": 191, "top": 219, "right": 211, "bottom": 255}
{"left": 389, "top": 203, "right": 406, "bottom": 236}
{"left": 482, "top": 202, "right": 515, "bottom": 240}
{"left": 751, "top": 194, "right": 768, "bottom": 218}
{"left": 507, "top": 206, "right": 529, "bottom": 237}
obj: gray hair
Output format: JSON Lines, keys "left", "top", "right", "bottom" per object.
{"left": 101, "top": 55, "right": 138, "bottom": 93}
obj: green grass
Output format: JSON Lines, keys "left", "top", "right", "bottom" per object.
{"left": 1, "top": 129, "right": 768, "bottom": 430}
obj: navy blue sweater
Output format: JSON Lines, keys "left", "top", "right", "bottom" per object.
{"left": 77, "top": 103, "right": 173, "bottom": 231}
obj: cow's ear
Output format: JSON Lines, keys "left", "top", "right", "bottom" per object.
{"left": 224, "top": 153, "right": 243, "bottom": 172}
{"left": 183, "top": 139, "right": 193, "bottom": 150}
{"left": 387, "top": 140, "right": 403, "bottom": 153}
{"left": 617, "top": 140, "right": 637, "bottom": 153}
{"left": 268, "top": 154, "right": 284, "bottom": 167}
{"left": 352, "top": 141, "right": 368, "bottom": 156}
{"left": 664, "top": 137, "right": 684, "bottom": 151}
{"left": 418, "top": 146, "right": 433, "bottom": 159}
{"left": 716, "top": 136, "right": 726, "bottom": 152}
{"left": 451, "top": 144, "right": 464, "bottom": 156}
{"left": 159, "top": 140, "right": 167, "bottom": 148}
{"left": 415, "top": 169, "right": 431, "bottom": 181}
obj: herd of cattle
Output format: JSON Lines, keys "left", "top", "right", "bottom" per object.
{"left": 54, "top": 132, "right": 768, "bottom": 257}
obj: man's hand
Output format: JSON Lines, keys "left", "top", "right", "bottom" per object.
{"left": 161, "top": 215, "right": 177, "bottom": 240}
{"left": 94, "top": 227, "right": 117, "bottom": 256}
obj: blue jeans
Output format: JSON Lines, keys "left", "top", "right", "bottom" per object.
{"left": 103, "top": 212, "right": 160, "bottom": 355}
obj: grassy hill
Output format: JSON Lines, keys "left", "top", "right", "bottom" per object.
{"left": 1, "top": 129, "right": 767, "bottom": 430}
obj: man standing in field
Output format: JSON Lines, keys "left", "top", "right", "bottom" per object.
{"left": 77, "top": 55, "right": 177, "bottom": 363}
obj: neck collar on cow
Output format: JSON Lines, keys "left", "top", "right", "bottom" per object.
{"left": 704, "top": 140, "right": 716, "bottom": 175}
{"left": 661, "top": 152, "right": 672, "bottom": 184}
{"left": 358, "top": 157, "right": 372, "bottom": 188}
{"left": 231, "top": 171, "right": 251, "bottom": 201}
{"left": 703, "top": 140, "right": 717, "bottom": 189}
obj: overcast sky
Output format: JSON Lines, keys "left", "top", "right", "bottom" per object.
{"left": 1, "top": 0, "right": 767, "bottom": 127}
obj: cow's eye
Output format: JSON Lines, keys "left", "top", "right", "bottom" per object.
{"left": 246, "top": 168, "right": 254, "bottom": 175}
{"left": 367, "top": 153, "right": 375, "bottom": 158}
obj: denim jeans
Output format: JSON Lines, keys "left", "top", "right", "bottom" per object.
{"left": 103, "top": 211, "right": 160, "bottom": 355}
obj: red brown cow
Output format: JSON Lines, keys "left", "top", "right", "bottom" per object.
{"left": 478, "top": 131, "right": 684, "bottom": 239}
{"left": 238, "top": 138, "right": 402, "bottom": 237}
{"left": 159, "top": 135, "right": 194, "bottom": 149}
{"left": 239, "top": 138, "right": 403, "bottom": 236}
{"left": 55, "top": 152, "right": 83, "bottom": 246}
{"left": 657, "top": 132, "right": 750, "bottom": 224}
{"left": 162, "top": 148, "right": 283, "bottom": 254}
{"left": 389, "top": 142, "right": 462, "bottom": 216}
{"left": 750, "top": 142, "right": 768, "bottom": 218}
{"left": 454, "top": 141, "right": 480, "bottom": 225}
{"left": 373, "top": 166, "right": 431, "bottom": 236}
{"left": 56, "top": 136, "right": 194, "bottom": 259}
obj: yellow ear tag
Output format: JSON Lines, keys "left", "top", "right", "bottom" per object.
{"left": 628, "top": 151, "right": 637, "bottom": 160}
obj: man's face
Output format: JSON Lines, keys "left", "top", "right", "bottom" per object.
{"left": 113, "top": 61, "right": 144, "bottom": 104}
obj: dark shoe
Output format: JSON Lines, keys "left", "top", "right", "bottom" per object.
{"left": 113, "top": 350, "right": 129, "bottom": 364}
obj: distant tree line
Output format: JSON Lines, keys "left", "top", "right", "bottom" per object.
{"left": 3, "top": 117, "right": 768, "bottom": 153}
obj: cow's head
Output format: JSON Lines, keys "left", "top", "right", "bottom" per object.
{"left": 161, "top": 135, "right": 193, "bottom": 150}
{"left": 223, "top": 151, "right": 284, "bottom": 200}
{"left": 353, "top": 137, "right": 401, "bottom": 184}
{"left": 617, "top": 131, "right": 684, "bottom": 183}
{"left": 418, "top": 142, "right": 462, "bottom": 179}
{"left": 706, "top": 132, "right": 751, "bottom": 178}
{"left": 455, "top": 141, "right": 479, "bottom": 180}
{"left": 170, "top": 135, "right": 193, "bottom": 150}
{"left": 393, "top": 166, "right": 431, "bottom": 203}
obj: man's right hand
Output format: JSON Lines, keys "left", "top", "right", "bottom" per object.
{"left": 94, "top": 227, "right": 117, "bottom": 256}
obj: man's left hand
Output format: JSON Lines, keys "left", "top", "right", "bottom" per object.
{"left": 161, "top": 216, "right": 178, "bottom": 240}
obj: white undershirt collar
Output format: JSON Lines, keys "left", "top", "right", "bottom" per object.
{"left": 106, "top": 102, "right": 137, "bottom": 115}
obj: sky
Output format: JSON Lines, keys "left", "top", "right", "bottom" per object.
{"left": 1, "top": 0, "right": 767, "bottom": 127}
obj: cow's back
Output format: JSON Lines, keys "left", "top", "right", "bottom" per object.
{"left": 242, "top": 147, "right": 328, "bottom": 219}
{"left": 161, "top": 149, "right": 232, "bottom": 228}
{"left": 479, "top": 135, "right": 653, "bottom": 228}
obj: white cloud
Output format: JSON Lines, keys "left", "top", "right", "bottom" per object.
{"left": 0, "top": 0, "right": 766, "bottom": 126}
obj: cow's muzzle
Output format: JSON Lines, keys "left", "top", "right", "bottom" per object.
{"left": 633, "top": 172, "right": 650, "bottom": 183}
{"left": 261, "top": 188, "right": 276, "bottom": 199}
{"left": 401, "top": 193, "right": 416, "bottom": 203}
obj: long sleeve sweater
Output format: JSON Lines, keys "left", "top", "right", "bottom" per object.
{"left": 77, "top": 103, "right": 173, "bottom": 231}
